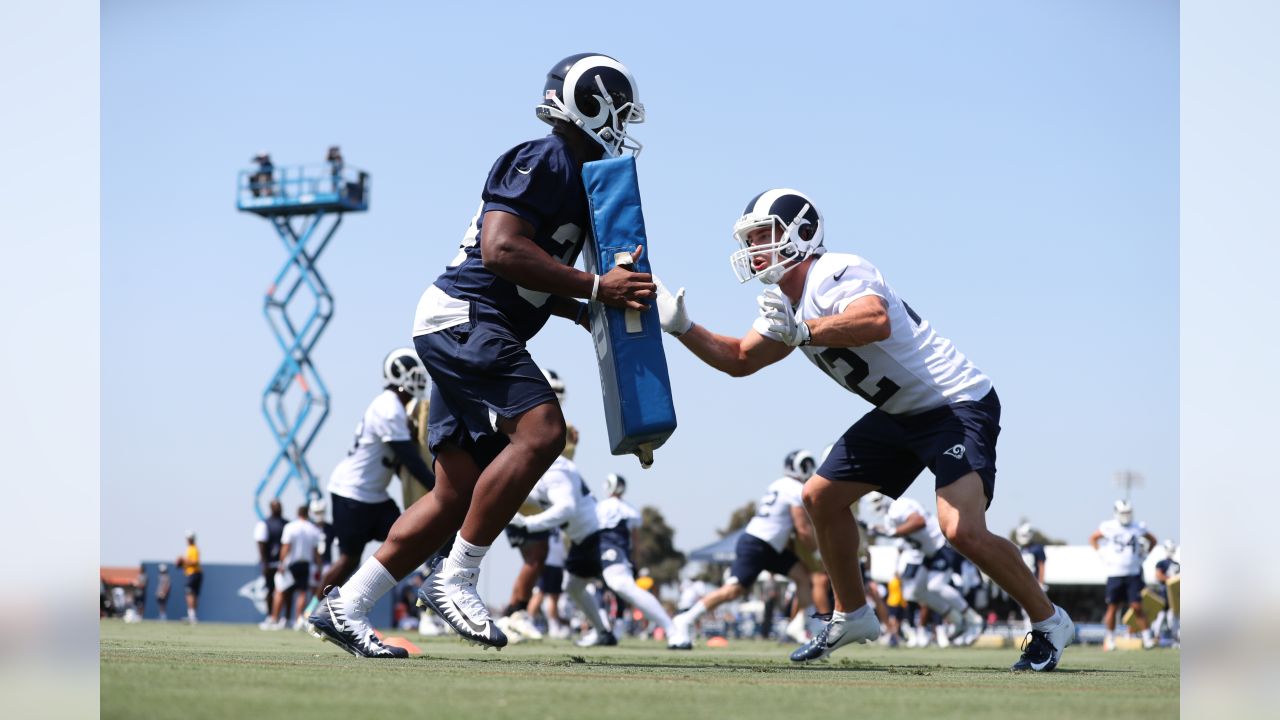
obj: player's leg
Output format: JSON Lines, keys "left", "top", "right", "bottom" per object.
{"left": 507, "top": 538, "right": 549, "bottom": 615}
{"left": 785, "top": 561, "right": 813, "bottom": 620}
{"left": 600, "top": 564, "right": 680, "bottom": 645}
{"left": 810, "top": 571, "right": 832, "bottom": 616}
{"left": 802, "top": 475, "right": 875, "bottom": 613}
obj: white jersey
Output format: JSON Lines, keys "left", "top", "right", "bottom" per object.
{"left": 327, "top": 390, "right": 411, "bottom": 504}
{"left": 1096, "top": 519, "right": 1149, "bottom": 576}
{"left": 280, "top": 519, "right": 325, "bottom": 565}
{"left": 753, "top": 253, "right": 992, "bottom": 415}
{"left": 521, "top": 456, "right": 600, "bottom": 544}
{"left": 885, "top": 497, "right": 946, "bottom": 563}
{"left": 596, "top": 496, "right": 642, "bottom": 532}
{"left": 744, "top": 477, "right": 805, "bottom": 552}
{"left": 545, "top": 531, "right": 566, "bottom": 568}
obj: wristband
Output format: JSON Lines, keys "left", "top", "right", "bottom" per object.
{"left": 590, "top": 274, "right": 601, "bottom": 302}
{"left": 574, "top": 302, "right": 587, "bottom": 325}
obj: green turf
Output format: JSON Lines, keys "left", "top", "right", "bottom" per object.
{"left": 100, "top": 621, "right": 1178, "bottom": 720}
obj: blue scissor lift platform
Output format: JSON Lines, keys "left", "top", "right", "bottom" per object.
{"left": 238, "top": 162, "right": 369, "bottom": 519}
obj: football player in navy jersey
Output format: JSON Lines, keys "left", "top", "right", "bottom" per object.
{"left": 653, "top": 189, "right": 1074, "bottom": 671}
{"left": 309, "top": 53, "right": 656, "bottom": 658}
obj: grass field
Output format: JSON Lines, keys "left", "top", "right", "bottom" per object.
{"left": 101, "top": 621, "right": 1179, "bottom": 720}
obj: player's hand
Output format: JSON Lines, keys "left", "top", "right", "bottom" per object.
{"left": 759, "top": 290, "right": 811, "bottom": 346}
{"left": 596, "top": 244, "right": 655, "bottom": 311}
{"left": 653, "top": 276, "right": 692, "bottom": 336}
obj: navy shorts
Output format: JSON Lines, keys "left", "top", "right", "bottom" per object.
{"left": 287, "top": 561, "right": 311, "bottom": 593}
{"left": 728, "top": 533, "right": 798, "bottom": 586}
{"left": 565, "top": 527, "right": 631, "bottom": 579}
{"left": 415, "top": 322, "right": 557, "bottom": 467}
{"left": 1105, "top": 573, "right": 1145, "bottom": 605}
{"left": 818, "top": 389, "right": 1001, "bottom": 507}
{"left": 185, "top": 572, "right": 202, "bottom": 596}
{"left": 539, "top": 565, "right": 565, "bottom": 594}
{"left": 331, "top": 493, "right": 400, "bottom": 557}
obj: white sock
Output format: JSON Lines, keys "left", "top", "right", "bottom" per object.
{"left": 339, "top": 558, "right": 396, "bottom": 617}
{"left": 1032, "top": 605, "right": 1065, "bottom": 633}
{"left": 1142, "top": 628, "right": 1153, "bottom": 641}
{"left": 684, "top": 600, "right": 708, "bottom": 622}
{"left": 603, "top": 564, "right": 672, "bottom": 634}
{"left": 566, "top": 574, "right": 611, "bottom": 634}
{"left": 835, "top": 604, "right": 871, "bottom": 624}
{"left": 447, "top": 536, "right": 490, "bottom": 570}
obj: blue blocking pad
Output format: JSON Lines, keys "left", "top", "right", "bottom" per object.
{"left": 581, "top": 156, "right": 677, "bottom": 465}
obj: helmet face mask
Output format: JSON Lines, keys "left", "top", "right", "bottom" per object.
{"left": 542, "top": 368, "right": 566, "bottom": 405}
{"left": 863, "top": 491, "right": 890, "bottom": 515}
{"left": 537, "top": 53, "right": 643, "bottom": 158}
{"left": 730, "top": 189, "right": 824, "bottom": 284}
{"left": 384, "top": 348, "right": 429, "bottom": 401}
{"left": 1015, "top": 523, "right": 1034, "bottom": 546}
{"left": 1113, "top": 499, "right": 1134, "bottom": 525}
{"left": 604, "top": 473, "right": 626, "bottom": 497}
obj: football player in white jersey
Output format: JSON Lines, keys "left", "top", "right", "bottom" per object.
{"left": 266, "top": 504, "right": 326, "bottom": 631}
{"left": 654, "top": 189, "right": 1073, "bottom": 670}
{"left": 672, "top": 450, "right": 821, "bottom": 646}
{"left": 871, "top": 494, "right": 984, "bottom": 647}
{"left": 1090, "top": 500, "right": 1159, "bottom": 650}
{"left": 308, "top": 349, "right": 435, "bottom": 658}
{"left": 506, "top": 429, "right": 689, "bottom": 649}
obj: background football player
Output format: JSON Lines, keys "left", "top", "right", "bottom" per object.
{"left": 1090, "top": 500, "right": 1159, "bottom": 650}
{"left": 309, "top": 53, "right": 654, "bottom": 658}
{"left": 654, "top": 188, "right": 1073, "bottom": 671}
{"left": 672, "top": 450, "right": 820, "bottom": 646}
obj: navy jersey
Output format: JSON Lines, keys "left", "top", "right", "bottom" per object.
{"left": 423, "top": 134, "right": 590, "bottom": 342}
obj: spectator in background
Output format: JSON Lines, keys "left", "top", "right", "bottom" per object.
{"left": 250, "top": 152, "right": 274, "bottom": 197}
{"left": 126, "top": 565, "right": 147, "bottom": 623}
{"left": 1015, "top": 523, "right": 1047, "bottom": 589}
{"left": 179, "top": 530, "right": 202, "bottom": 624}
{"left": 1090, "top": 500, "right": 1159, "bottom": 650}
{"left": 253, "top": 499, "right": 287, "bottom": 622}
{"left": 155, "top": 563, "right": 172, "bottom": 620}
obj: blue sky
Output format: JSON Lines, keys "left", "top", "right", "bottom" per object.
{"left": 101, "top": 0, "right": 1177, "bottom": 600}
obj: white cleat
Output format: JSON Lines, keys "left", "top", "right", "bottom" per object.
{"left": 790, "top": 609, "right": 880, "bottom": 663}
{"left": 669, "top": 612, "right": 694, "bottom": 649}
{"left": 1011, "top": 606, "right": 1075, "bottom": 672}
{"left": 785, "top": 612, "right": 810, "bottom": 644}
{"left": 416, "top": 564, "right": 507, "bottom": 649}
{"left": 506, "top": 610, "right": 543, "bottom": 641}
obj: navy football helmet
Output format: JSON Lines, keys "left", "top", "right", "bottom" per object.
{"left": 730, "top": 189, "right": 825, "bottom": 284}
{"left": 783, "top": 449, "right": 817, "bottom": 480}
{"left": 383, "top": 347, "right": 429, "bottom": 401}
{"left": 536, "top": 53, "right": 644, "bottom": 157}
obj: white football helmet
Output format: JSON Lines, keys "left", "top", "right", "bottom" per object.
{"left": 1113, "top": 499, "right": 1134, "bottom": 525}
{"left": 536, "top": 53, "right": 644, "bottom": 158}
{"left": 542, "top": 368, "right": 566, "bottom": 404}
{"left": 383, "top": 347, "right": 429, "bottom": 400}
{"left": 863, "top": 491, "right": 891, "bottom": 515}
{"left": 604, "top": 473, "right": 626, "bottom": 497}
{"left": 819, "top": 444, "right": 834, "bottom": 465}
{"left": 730, "top": 188, "right": 825, "bottom": 284}
{"left": 783, "top": 449, "right": 817, "bottom": 480}
{"left": 1014, "top": 522, "right": 1034, "bottom": 546}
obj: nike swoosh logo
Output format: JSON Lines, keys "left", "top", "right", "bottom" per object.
{"left": 515, "top": 166, "right": 532, "bottom": 175}
{"left": 833, "top": 267, "right": 848, "bottom": 282}
{"left": 449, "top": 599, "right": 489, "bottom": 634}
{"left": 464, "top": 551, "right": 485, "bottom": 558}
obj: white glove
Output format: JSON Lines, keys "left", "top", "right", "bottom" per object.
{"left": 759, "top": 290, "right": 810, "bottom": 346}
{"left": 507, "top": 513, "right": 528, "bottom": 529}
{"left": 654, "top": 276, "right": 692, "bottom": 336}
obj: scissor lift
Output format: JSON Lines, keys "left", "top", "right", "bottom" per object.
{"left": 237, "top": 161, "right": 370, "bottom": 519}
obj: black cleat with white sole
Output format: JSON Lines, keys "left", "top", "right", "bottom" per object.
{"left": 1011, "top": 630, "right": 1061, "bottom": 671}
{"left": 308, "top": 587, "right": 407, "bottom": 659}
{"left": 416, "top": 563, "right": 507, "bottom": 649}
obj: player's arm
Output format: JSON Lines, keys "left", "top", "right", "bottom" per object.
{"left": 790, "top": 505, "right": 818, "bottom": 553}
{"left": 1144, "top": 531, "right": 1159, "bottom": 549}
{"left": 480, "top": 211, "right": 655, "bottom": 310}
{"left": 547, "top": 295, "right": 590, "bottom": 331}
{"left": 1089, "top": 529, "right": 1104, "bottom": 550}
{"left": 880, "top": 513, "right": 925, "bottom": 538}
{"left": 389, "top": 441, "right": 435, "bottom": 491}
{"left": 277, "top": 542, "right": 291, "bottom": 569}
{"left": 803, "top": 295, "right": 891, "bottom": 348}
{"left": 676, "top": 324, "right": 793, "bottom": 377}
{"left": 514, "top": 480, "right": 577, "bottom": 533}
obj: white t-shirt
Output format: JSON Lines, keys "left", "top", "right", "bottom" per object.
{"left": 885, "top": 497, "right": 946, "bottom": 563}
{"left": 744, "top": 477, "right": 805, "bottom": 552}
{"left": 521, "top": 456, "right": 600, "bottom": 544}
{"left": 753, "top": 253, "right": 992, "bottom": 416}
{"left": 1096, "top": 519, "right": 1149, "bottom": 577}
{"left": 281, "top": 519, "right": 325, "bottom": 565}
{"left": 545, "top": 531, "right": 566, "bottom": 568}
{"left": 328, "top": 389, "right": 411, "bottom": 504}
{"left": 596, "top": 496, "right": 642, "bottom": 532}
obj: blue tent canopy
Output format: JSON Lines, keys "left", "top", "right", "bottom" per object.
{"left": 687, "top": 529, "right": 745, "bottom": 563}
